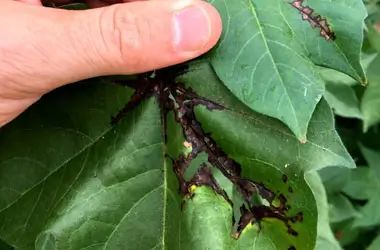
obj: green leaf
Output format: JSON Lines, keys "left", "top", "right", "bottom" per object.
{"left": 181, "top": 181, "right": 314, "bottom": 250}
{"left": 366, "top": 23, "right": 380, "bottom": 52}
{"left": 319, "top": 53, "right": 380, "bottom": 120}
{"left": 318, "top": 166, "right": 351, "bottom": 194}
{"left": 305, "top": 171, "right": 342, "bottom": 250}
{"left": 349, "top": 145, "right": 380, "bottom": 228}
{"left": 0, "top": 240, "right": 13, "bottom": 250}
{"left": 0, "top": 81, "right": 174, "bottom": 249}
{"left": 208, "top": 0, "right": 366, "bottom": 140}
{"left": 362, "top": 54, "right": 380, "bottom": 131}
{"left": 328, "top": 194, "right": 359, "bottom": 223}
{"left": 331, "top": 219, "right": 360, "bottom": 247}
{"left": 342, "top": 167, "right": 374, "bottom": 200}
{"left": 324, "top": 82, "right": 362, "bottom": 119}
{"left": 179, "top": 61, "right": 355, "bottom": 172}
{"left": 368, "top": 235, "right": 380, "bottom": 250}
{"left": 365, "top": 0, "right": 380, "bottom": 17}
{"left": 318, "top": 53, "right": 377, "bottom": 86}
{"left": 0, "top": 61, "right": 355, "bottom": 249}
{"left": 319, "top": 67, "right": 357, "bottom": 86}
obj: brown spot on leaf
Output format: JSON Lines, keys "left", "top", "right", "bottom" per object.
{"left": 288, "top": 186, "right": 294, "bottom": 193}
{"left": 290, "top": 212, "right": 304, "bottom": 223}
{"left": 278, "top": 194, "right": 287, "bottom": 204}
{"left": 282, "top": 174, "right": 288, "bottom": 183}
{"left": 374, "top": 22, "right": 380, "bottom": 33}
{"left": 335, "top": 230, "right": 343, "bottom": 240}
{"left": 236, "top": 205, "right": 256, "bottom": 239}
{"left": 250, "top": 205, "right": 300, "bottom": 237}
{"left": 110, "top": 73, "right": 157, "bottom": 125}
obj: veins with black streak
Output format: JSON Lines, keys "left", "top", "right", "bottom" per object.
{"left": 110, "top": 66, "right": 303, "bottom": 242}
{"left": 291, "top": 0, "right": 336, "bottom": 40}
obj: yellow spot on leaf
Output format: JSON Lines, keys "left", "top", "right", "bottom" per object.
{"left": 184, "top": 141, "right": 192, "bottom": 148}
{"left": 189, "top": 185, "right": 197, "bottom": 193}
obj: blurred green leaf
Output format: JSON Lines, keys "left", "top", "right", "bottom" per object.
{"left": 343, "top": 167, "right": 375, "bottom": 200}
{"left": 321, "top": 53, "right": 378, "bottom": 119}
{"left": 332, "top": 219, "right": 360, "bottom": 247}
{"left": 348, "top": 145, "right": 380, "bottom": 228}
{"left": 366, "top": 24, "right": 380, "bottom": 52}
{"left": 367, "top": 234, "right": 380, "bottom": 250}
{"left": 364, "top": 0, "right": 380, "bottom": 17}
{"left": 318, "top": 166, "right": 351, "bottom": 194}
{"left": 318, "top": 53, "right": 376, "bottom": 87}
{"left": 324, "top": 83, "right": 362, "bottom": 119}
{"left": 306, "top": 172, "right": 342, "bottom": 250}
{"left": 361, "top": 143, "right": 380, "bottom": 177}
{"left": 362, "top": 55, "right": 380, "bottom": 131}
{"left": 0, "top": 240, "right": 13, "bottom": 250}
{"left": 328, "top": 194, "right": 359, "bottom": 223}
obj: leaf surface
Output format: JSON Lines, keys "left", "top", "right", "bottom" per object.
{"left": 324, "top": 82, "right": 362, "bottom": 119}
{"left": 348, "top": 145, "right": 380, "bottom": 228}
{"left": 305, "top": 172, "right": 341, "bottom": 250}
{"left": 0, "top": 61, "right": 354, "bottom": 249}
{"left": 208, "top": 0, "right": 366, "bottom": 140}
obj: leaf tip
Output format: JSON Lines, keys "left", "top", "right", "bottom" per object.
{"left": 362, "top": 122, "right": 370, "bottom": 134}
{"left": 361, "top": 79, "right": 368, "bottom": 87}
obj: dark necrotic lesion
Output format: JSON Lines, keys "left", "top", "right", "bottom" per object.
{"left": 290, "top": 0, "right": 336, "bottom": 40}
{"left": 110, "top": 66, "right": 303, "bottom": 239}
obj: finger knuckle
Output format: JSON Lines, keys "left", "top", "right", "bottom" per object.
{"left": 101, "top": 6, "right": 149, "bottom": 70}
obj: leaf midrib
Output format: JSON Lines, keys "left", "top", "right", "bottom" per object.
{"left": 246, "top": 0, "right": 300, "bottom": 134}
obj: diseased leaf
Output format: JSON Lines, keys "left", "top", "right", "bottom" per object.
{"left": 178, "top": 166, "right": 316, "bottom": 250}
{"left": 0, "top": 61, "right": 355, "bottom": 249}
{"left": 286, "top": 0, "right": 366, "bottom": 82}
{"left": 208, "top": 0, "right": 366, "bottom": 140}
{"left": 178, "top": 61, "right": 355, "bottom": 172}
{"left": 290, "top": 0, "right": 336, "bottom": 40}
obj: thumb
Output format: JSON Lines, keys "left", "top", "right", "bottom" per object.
{"left": 3, "top": 0, "right": 222, "bottom": 92}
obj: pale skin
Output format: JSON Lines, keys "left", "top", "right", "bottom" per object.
{"left": 0, "top": 0, "right": 222, "bottom": 127}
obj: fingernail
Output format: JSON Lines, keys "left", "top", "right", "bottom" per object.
{"left": 172, "top": 5, "right": 211, "bottom": 53}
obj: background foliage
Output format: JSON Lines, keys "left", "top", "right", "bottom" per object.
{"left": 1, "top": 0, "right": 380, "bottom": 249}
{"left": 316, "top": 0, "right": 380, "bottom": 248}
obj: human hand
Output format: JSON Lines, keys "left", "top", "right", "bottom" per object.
{"left": 0, "top": 0, "right": 222, "bottom": 127}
